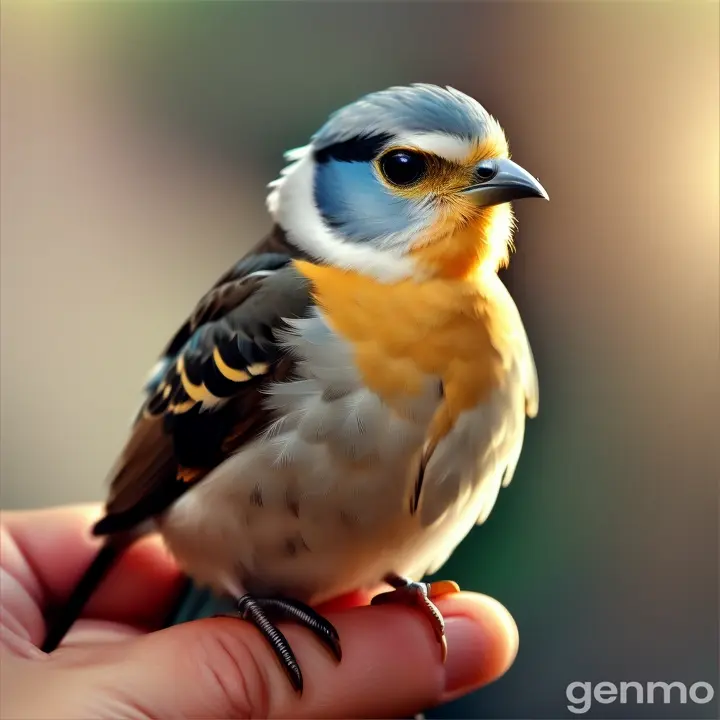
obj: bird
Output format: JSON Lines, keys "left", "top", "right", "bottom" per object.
{"left": 41, "top": 83, "right": 548, "bottom": 694}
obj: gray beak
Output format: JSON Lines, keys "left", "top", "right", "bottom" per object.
{"left": 461, "top": 157, "right": 549, "bottom": 207}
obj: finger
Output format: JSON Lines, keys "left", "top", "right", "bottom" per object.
{"left": 315, "top": 588, "right": 376, "bottom": 613}
{"left": 1, "top": 505, "right": 184, "bottom": 630}
{"left": 57, "top": 618, "right": 146, "bottom": 647}
{"left": 1, "top": 504, "right": 105, "bottom": 609}
{"left": 81, "top": 536, "right": 184, "bottom": 629}
{"left": 107, "top": 591, "right": 517, "bottom": 719}
{"left": 435, "top": 592, "right": 519, "bottom": 704}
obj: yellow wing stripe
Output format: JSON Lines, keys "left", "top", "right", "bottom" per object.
{"left": 246, "top": 362, "right": 269, "bottom": 376}
{"left": 177, "top": 354, "right": 218, "bottom": 404}
{"left": 169, "top": 398, "right": 197, "bottom": 414}
{"left": 213, "top": 347, "right": 251, "bottom": 382}
{"left": 157, "top": 347, "right": 272, "bottom": 415}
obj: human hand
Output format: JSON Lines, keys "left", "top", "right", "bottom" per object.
{"left": 0, "top": 504, "right": 518, "bottom": 719}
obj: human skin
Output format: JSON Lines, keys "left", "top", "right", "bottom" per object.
{"left": 0, "top": 504, "right": 518, "bottom": 719}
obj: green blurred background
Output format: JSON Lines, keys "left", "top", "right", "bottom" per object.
{"left": 1, "top": 2, "right": 718, "bottom": 718}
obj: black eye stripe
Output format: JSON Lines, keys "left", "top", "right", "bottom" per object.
{"left": 314, "top": 133, "right": 392, "bottom": 164}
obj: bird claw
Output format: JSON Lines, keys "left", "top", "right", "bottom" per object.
{"left": 371, "top": 578, "right": 460, "bottom": 663}
{"left": 215, "top": 595, "right": 342, "bottom": 695}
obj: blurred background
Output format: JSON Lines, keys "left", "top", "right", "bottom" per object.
{"left": 1, "top": 2, "right": 718, "bottom": 718}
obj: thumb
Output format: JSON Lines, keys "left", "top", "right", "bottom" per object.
{"left": 111, "top": 592, "right": 518, "bottom": 719}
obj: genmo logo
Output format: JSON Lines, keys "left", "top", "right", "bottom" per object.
{"left": 566, "top": 680, "right": 716, "bottom": 714}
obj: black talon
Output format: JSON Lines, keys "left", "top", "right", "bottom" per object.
{"left": 259, "top": 597, "right": 343, "bottom": 662}
{"left": 223, "top": 594, "right": 342, "bottom": 694}
{"left": 237, "top": 595, "right": 304, "bottom": 694}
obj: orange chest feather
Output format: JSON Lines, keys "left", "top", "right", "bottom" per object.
{"left": 293, "top": 260, "right": 512, "bottom": 420}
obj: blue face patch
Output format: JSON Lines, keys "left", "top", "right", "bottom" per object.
{"left": 313, "top": 157, "right": 419, "bottom": 243}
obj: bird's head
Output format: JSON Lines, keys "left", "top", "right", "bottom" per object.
{"left": 267, "top": 84, "right": 548, "bottom": 281}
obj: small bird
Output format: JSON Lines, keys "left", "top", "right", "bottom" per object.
{"left": 42, "top": 84, "right": 548, "bottom": 693}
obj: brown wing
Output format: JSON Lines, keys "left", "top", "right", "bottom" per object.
{"left": 92, "top": 227, "right": 313, "bottom": 536}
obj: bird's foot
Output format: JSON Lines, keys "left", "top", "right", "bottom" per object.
{"left": 371, "top": 575, "right": 460, "bottom": 662}
{"left": 215, "top": 595, "right": 341, "bottom": 694}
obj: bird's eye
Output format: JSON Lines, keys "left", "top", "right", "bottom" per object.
{"left": 379, "top": 150, "right": 427, "bottom": 187}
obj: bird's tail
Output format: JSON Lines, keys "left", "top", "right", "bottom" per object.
{"left": 41, "top": 534, "right": 133, "bottom": 653}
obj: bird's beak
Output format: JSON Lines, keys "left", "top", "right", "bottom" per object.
{"left": 461, "top": 157, "right": 549, "bottom": 207}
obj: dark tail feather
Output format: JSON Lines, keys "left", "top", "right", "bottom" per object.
{"left": 41, "top": 536, "right": 130, "bottom": 652}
